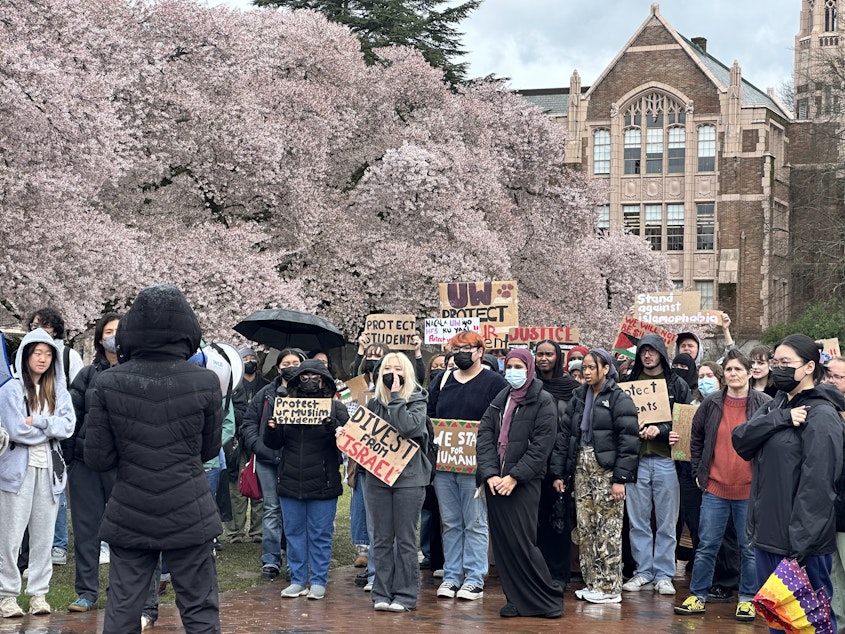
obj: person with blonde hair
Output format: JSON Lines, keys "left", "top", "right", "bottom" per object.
{"left": 355, "top": 352, "right": 429, "bottom": 612}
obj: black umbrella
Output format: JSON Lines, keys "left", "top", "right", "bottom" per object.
{"left": 234, "top": 308, "right": 347, "bottom": 351}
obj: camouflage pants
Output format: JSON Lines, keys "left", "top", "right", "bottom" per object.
{"left": 575, "top": 445, "right": 624, "bottom": 593}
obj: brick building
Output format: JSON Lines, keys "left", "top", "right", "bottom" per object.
{"left": 520, "top": 3, "right": 797, "bottom": 337}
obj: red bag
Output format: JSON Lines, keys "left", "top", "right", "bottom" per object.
{"left": 237, "top": 454, "right": 262, "bottom": 500}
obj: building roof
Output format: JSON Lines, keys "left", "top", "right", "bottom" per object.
{"left": 516, "top": 87, "right": 588, "bottom": 115}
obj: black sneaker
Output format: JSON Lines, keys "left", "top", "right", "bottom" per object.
{"left": 354, "top": 571, "right": 368, "bottom": 587}
{"left": 419, "top": 557, "right": 431, "bottom": 570}
{"left": 261, "top": 564, "right": 280, "bottom": 580}
{"left": 500, "top": 603, "right": 519, "bottom": 618}
{"left": 456, "top": 583, "right": 484, "bottom": 600}
{"left": 708, "top": 585, "right": 734, "bottom": 603}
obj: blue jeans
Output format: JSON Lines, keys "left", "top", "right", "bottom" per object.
{"left": 627, "top": 455, "right": 679, "bottom": 582}
{"left": 359, "top": 474, "right": 375, "bottom": 584}
{"left": 350, "top": 477, "right": 369, "bottom": 546}
{"left": 53, "top": 490, "right": 68, "bottom": 551}
{"left": 280, "top": 497, "right": 337, "bottom": 587}
{"left": 255, "top": 459, "right": 284, "bottom": 568}
{"left": 690, "top": 492, "right": 757, "bottom": 601}
{"left": 433, "top": 471, "right": 488, "bottom": 587}
{"left": 204, "top": 467, "right": 222, "bottom": 497}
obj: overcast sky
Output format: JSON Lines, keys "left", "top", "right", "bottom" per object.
{"left": 215, "top": 0, "right": 799, "bottom": 93}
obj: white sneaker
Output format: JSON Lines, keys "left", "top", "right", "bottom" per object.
{"left": 655, "top": 579, "right": 676, "bottom": 595}
{"left": 99, "top": 546, "right": 110, "bottom": 565}
{"left": 374, "top": 601, "right": 391, "bottom": 611}
{"left": 575, "top": 587, "right": 593, "bottom": 600}
{"left": 29, "top": 595, "right": 51, "bottom": 616}
{"left": 584, "top": 591, "right": 622, "bottom": 604}
{"left": 436, "top": 582, "right": 459, "bottom": 598}
{"left": 621, "top": 574, "right": 654, "bottom": 592}
{"left": 432, "top": 569, "right": 444, "bottom": 579}
{"left": 280, "top": 583, "right": 308, "bottom": 598}
{"left": 456, "top": 583, "right": 483, "bottom": 600}
{"left": 0, "top": 597, "right": 23, "bottom": 618}
{"left": 51, "top": 547, "right": 67, "bottom": 565}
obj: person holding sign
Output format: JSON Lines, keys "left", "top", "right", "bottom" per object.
{"left": 428, "top": 331, "right": 508, "bottom": 601}
{"left": 621, "top": 334, "right": 691, "bottom": 596}
{"left": 476, "top": 348, "right": 562, "bottom": 618}
{"left": 359, "top": 353, "right": 429, "bottom": 613}
{"left": 732, "top": 335, "right": 845, "bottom": 632}
{"left": 553, "top": 349, "right": 640, "bottom": 604}
{"left": 262, "top": 360, "right": 349, "bottom": 601}
{"left": 674, "top": 350, "right": 770, "bottom": 621}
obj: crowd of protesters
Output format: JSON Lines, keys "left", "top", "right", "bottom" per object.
{"left": 3, "top": 290, "right": 845, "bottom": 632}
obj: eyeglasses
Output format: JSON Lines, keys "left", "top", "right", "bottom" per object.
{"left": 828, "top": 374, "right": 845, "bottom": 381}
{"left": 451, "top": 345, "right": 478, "bottom": 353}
{"left": 771, "top": 359, "right": 807, "bottom": 369}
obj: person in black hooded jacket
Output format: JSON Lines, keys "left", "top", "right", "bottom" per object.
{"left": 263, "top": 359, "right": 349, "bottom": 601}
{"left": 84, "top": 285, "right": 223, "bottom": 634}
{"left": 621, "top": 333, "right": 691, "bottom": 596}
{"left": 732, "top": 334, "right": 845, "bottom": 631}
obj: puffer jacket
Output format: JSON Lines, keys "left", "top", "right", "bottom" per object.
{"left": 65, "top": 358, "right": 111, "bottom": 465}
{"left": 475, "top": 379, "right": 556, "bottom": 486}
{"left": 552, "top": 378, "right": 640, "bottom": 484}
{"left": 732, "top": 383, "right": 845, "bottom": 562}
{"left": 84, "top": 285, "right": 223, "bottom": 549}
{"left": 262, "top": 360, "right": 349, "bottom": 500}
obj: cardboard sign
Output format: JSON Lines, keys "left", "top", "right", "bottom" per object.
{"left": 336, "top": 406, "right": 420, "bottom": 486}
{"left": 508, "top": 326, "right": 580, "bottom": 345}
{"left": 671, "top": 404, "right": 698, "bottom": 462}
{"left": 432, "top": 418, "right": 478, "bottom": 474}
{"left": 617, "top": 380, "right": 672, "bottom": 426}
{"left": 364, "top": 313, "right": 417, "bottom": 350}
{"left": 635, "top": 292, "right": 724, "bottom": 326}
{"left": 818, "top": 338, "right": 841, "bottom": 364}
{"left": 344, "top": 375, "right": 371, "bottom": 405}
{"left": 612, "top": 315, "right": 677, "bottom": 359}
{"left": 439, "top": 281, "right": 518, "bottom": 350}
{"left": 424, "top": 318, "right": 481, "bottom": 345}
{"left": 273, "top": 398, "right": 333, "bottom": 425}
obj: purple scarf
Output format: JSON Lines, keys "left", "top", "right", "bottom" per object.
{"left": 498, "top": 348, "right": 536, "bottom": 462}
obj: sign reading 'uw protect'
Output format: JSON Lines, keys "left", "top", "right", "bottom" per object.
{"left": 438, "top": 281, "right": 518, "bottom": 350}
{"left": 337, "top": 406, "right": 419, "bottom": 486}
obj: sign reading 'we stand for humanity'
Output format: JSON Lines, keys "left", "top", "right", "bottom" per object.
{"left": 438, "top": 281, "right": 518, "bottom": 350}
{"left": 432, "top": 419, "right": 478, "bottom": 474}
{"left": 336, "top": 406, "right": 419, "bottom": 486}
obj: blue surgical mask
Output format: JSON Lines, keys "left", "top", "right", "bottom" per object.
{"left": 497, "top": 359, "right": 505, "bottom": 372}
{"left": 505, "top": 368, "right": 527, "bottom": 389}
{"left": 102, "top": 336, "right": 117, "bottom": 354}
{"left": 698, "top": 377, "right": 719, "bottom": 397}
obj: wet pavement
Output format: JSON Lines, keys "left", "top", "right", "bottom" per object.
{"left": 0, "top": 566, "right": 769, "bottom": 633}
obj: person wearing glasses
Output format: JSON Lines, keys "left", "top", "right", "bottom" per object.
{"left": 732, "top": 334, "right": 845, "bottom": 632}
{"left": 427, "top": 331, "right": 507, "bottom": 601}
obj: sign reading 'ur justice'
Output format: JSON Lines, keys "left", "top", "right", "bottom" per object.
{"left": 438, "top": 281, "right": 518, "bottom": 350}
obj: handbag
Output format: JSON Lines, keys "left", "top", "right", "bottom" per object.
{"left": 237, "top": 453, "right": 262, "bottom": 500}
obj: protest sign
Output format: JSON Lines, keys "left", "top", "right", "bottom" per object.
{"left": 273, "top": 398, "right": 333, "bottom": 425}
{"left": 364, "top": 313, "right": 417, "bottom": 350}
{"left": 336, "top": 406, "right": 420, "bottom": 486}
{"left": 817, "top": 338, "right": 841, "bottom": 364}
{"left": 508, "top": 326, "right": 580, "bottom": 345}
{"left": 344, "top": 375, "right": 371, "bottom": 405}
{"left": 634, "top": 291, "right": 724, "bottom": 326}
{"left": 617, "top": 379, "right": 672, "bottom": 426}
{"left": 432, "top": 419, "right": 478, "bottom": 474}
{"left": 671, "top": 404, "right": 698, "bottom": 461}
{"left": 439, "top": 281, "right": 518, "bottom": 350}
{"left": 612, "top": 315, "right": 678, "bottom": 359}
{"left": 424, "top": 317, "right": 481, "bottom": 345}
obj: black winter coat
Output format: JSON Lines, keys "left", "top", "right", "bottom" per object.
{"left": 732, "top": 384, "right": 845, "bottom": 562}
{"left": 552, "top": 379, "right": 640, "bottom": 484}
{"left": 241, "top": 377, "right": 285, "bottom": 467}
{"left": 84, "top": 285, "right": 223, "bottom": 549}
{"left": 262, "top": 360, "right": 349, "bottom": 500}
{"left": 690, "top": 388, "right": 771, "bottom": 491}
{"left": 64, "top": 358, "right": 111, "bottom": 464}
{"left": 475, "top": 380, "right": 556, "bottom": 487}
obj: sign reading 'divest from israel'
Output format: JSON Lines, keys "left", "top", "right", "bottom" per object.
{"left": 337, "top": 406, "right": 419, "bottom": 486}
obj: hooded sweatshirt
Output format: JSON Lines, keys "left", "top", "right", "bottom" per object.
{"left": 0, "top": 328, "right": 75, "bottom": 499}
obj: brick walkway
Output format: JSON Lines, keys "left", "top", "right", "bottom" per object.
{"left": 0, "top": 566, "right": 769, "bottom": 633}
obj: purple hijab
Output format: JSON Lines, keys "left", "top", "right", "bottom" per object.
{"left": 498, "top": 348, "right": 536, "bottom": 461}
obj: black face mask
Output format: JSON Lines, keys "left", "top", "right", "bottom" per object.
{"left": 364, "top": 359, "right": 376, "bottom": 374}
{"left": 298, "top": 377, "right": 323, "bottom": 395}
{"left": 243, "top": 361, "right": 258, "bottom": 375}
{"left": 382, "top": 373, "right": 406, "bottom": 391}
{"left": 281, "top": 366, "right": 299, "bottom": 382}
{"left": 772, "top": 366, "right": 802, "bottom": 393}
{"left": 453, "top": 351, "right": 475, "bottom": 371}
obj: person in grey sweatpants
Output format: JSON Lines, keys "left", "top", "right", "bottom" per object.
{"left": 357, "top": 352, "right": 430, "bottom": 612}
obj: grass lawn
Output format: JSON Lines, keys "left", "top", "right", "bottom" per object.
{"left": 36, "top": 485, "right": 356, "bottom": 612}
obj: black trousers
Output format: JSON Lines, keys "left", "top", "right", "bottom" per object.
{"left": 104, "top": 541, "right": 220, "bottom": 634}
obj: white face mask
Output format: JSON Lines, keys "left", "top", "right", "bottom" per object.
{"left": 504, "top": 368, "right": 527, "bottom": 389}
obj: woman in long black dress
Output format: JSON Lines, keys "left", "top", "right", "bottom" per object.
{"left": 476, "top": 348, "right": 562, "bottom": 618}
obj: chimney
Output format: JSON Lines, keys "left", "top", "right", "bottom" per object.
{"left": 691, "top": 37, "right": 707, "bottom": 52}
